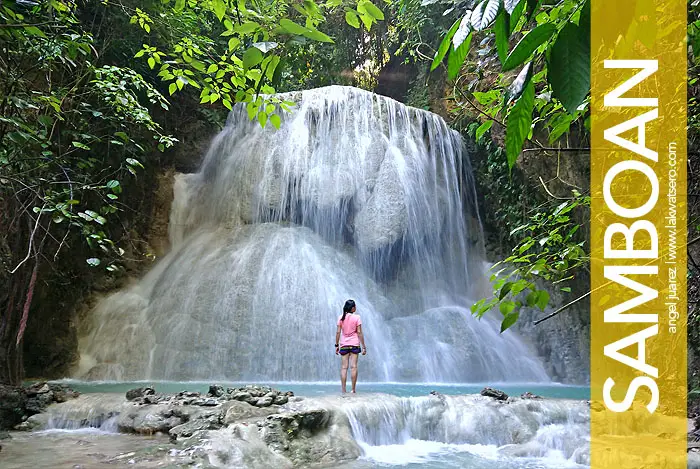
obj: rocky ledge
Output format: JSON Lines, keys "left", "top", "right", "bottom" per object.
{"left": 18, "top": 384, "right": 359, "bottom": 468}
{"left": 0, "top": 381, "right": 79, "bottom": 431}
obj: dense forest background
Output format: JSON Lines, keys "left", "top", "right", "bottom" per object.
{"left": 0, "top": 0, "right": 696, "bottom": 398}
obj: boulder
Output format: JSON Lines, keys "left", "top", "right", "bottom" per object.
{"left": 0, "top": 385, "right": 27, "bottom": 430}
{"left": 208, "top": 385, "right": 225, "bottom": 398}
{"left": 273, "top": 394, "right": 288, "bottom": 405}
{"left": 258, "top": 408, "right": 360, "bottom": 466}
{"left": 255, "top": 396, "right": 274, "bottom": 408}
{"left": 480, "top": 387, "right": 509, "bottom": 401}
{"left": 126, "top": 387, "right": 155, "bottom": 401}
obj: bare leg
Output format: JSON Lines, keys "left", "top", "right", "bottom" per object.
{"left": 350, "top": 353, "right": 359, "bottom": 393}
{"left": 340, "top": 354, "right": 349, "bottom": 393}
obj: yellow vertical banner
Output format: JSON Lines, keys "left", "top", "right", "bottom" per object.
{"left": 591, "top": 0, "right": 687, "bottom": 468}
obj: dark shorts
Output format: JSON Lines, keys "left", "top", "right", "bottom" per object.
{"left": 339, "top": 346, "right": 361, "bottom": 355}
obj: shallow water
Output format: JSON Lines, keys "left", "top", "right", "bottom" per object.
{"left": 52, "top": 379, "right": 589, "bottom": 400}
{"left": 2, "top": 430, "right": 585, "bottom": 469}
{"left": 1, "top": 429, "right": 172, "bottom": 469}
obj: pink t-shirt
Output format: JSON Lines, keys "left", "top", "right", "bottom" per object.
{"left": 338, "top": 314, "right": 362, "bottom": 346}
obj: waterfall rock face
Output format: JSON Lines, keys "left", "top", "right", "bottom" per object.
{"left": 77, "top": 86, "right": 548, "bottom": 382}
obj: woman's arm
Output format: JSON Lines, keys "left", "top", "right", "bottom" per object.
{"left": 335, "top": 325, "right": 341, "bottom": 355}
{"left": 357, "top": 325, "right": 367, "bottom": 355}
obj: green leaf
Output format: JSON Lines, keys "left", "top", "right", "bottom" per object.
{"left": 174, "top": 0, "right": 186, "bottom": 12}
{"left": 499, "top": 282, "right": 513, "bottom": 300}
{"left": 126, "top": 157, "right": 144, "bottom": 169}
{"left": 302, "top": 27, "right": 334, "bottom": 43}
{"left": 212, "top": 0, "right": 226, "bottom": 21}
{"left": 280, "top": 18, "right": 308, "bottom": 35}
{"left": 535, "top": 290, "right": 550, "bottom": 310}
{"left": 499, "top": 300, "right": 516, "bottom": 316}
{"left": 147, "top": 57, "right": 155, "bottom": 69}
{"left": 169, "top": 82, "right": 177, "bottom": 95}
{"left": 360, "top": 0, "right": 384, "bottom": 20}
{"left": 502, "top": 23, "right": 555, "bottom": 71}
{"left": 270, "top": 113, "right": 281, "bottom": 129}
{"left": 257, "top": 110, "right": 268, "bottom": 127}
{"left": 548, "top": 22, "right": 590, "bottom": 112}
{"left": 475, "top": 120, "right": 493, "bottom": 141}
{"left": 106, "top": 180, "right": 122, "bottom": 194}
{"left": 505, "top": 80, "right": 534, "bottom": 168}
{"left": 560, "top": 286, "right": 572, "bottom": 293}
{"left": 430, "top": 18, "right": 461, "bottom": 71}
{"left": 228, "top": 37, "right": 241, "bottom": 51}
{"left": 471, "top": 0, "right": 499, "bottom": 31}
{"left": 243, "top": 47, "right": 263, "bottom": 69}
{"left": 345, "top": 10, "right": 360, "bottom": 28}
{"left": 509, "top": 0, "right": 525, "bottom": 34}
{"left": 579, "top": 0, "right": 590, "bottom": 31}
{"left": 359, "top": 12, "right": 374, "bottom": 30}
{"left": 548, "top": 113, "right": 573, "bottom": 143}
{"left": 114, "top": 131, "right": 129, "bottom": 142}
{"left": 24, "top": 26, "right": 45, "bottom": 37}
{"left": 72, "top": 141, "right": 90, "bottom": 150}
{"left": 86, "top": 258, "right": 101, "bottom": 267}
{"left": 447, "top": 31, "right": 472, "bottom": 80}
{"left": 501, "top": 311, "right": 519, "bottom": 333}
{"left": 494, "top": 10, "right": 509, "bottom": 64}
{"left": 526, "top": 291, "right": 537, "bottom": 306}
{"left": 526, "top": 0, "right": 541, "bottom": 21}
{"left": 234, "top": 21, "right": 260, "bottom": 33}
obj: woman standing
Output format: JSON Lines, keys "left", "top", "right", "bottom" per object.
{"left": 335, "top": 299, "right": 367, "bottom": 394}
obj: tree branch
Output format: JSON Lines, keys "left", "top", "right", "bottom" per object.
{"left": 523, "top": 147, "right": 590, "bottom": 152}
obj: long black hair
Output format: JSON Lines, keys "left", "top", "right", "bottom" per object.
{"left": 341, "top": 299, "right": 356, "bottom": 322}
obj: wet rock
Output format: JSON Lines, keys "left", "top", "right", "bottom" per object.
{"left": 0, "top": 385, "right": 27, "bottom": 430}
{"left": 119, "top": 409, "right": 183, "bottom": 435}
{"left": 13, "top": 419, "right": 39, "bottom": 431}
{"left": 255, "top": 396, "right": 274, "bottom": 407}
{"left": 190, "top": 398, "right": 219, "bottom": 407}
{"left": 169, "top": 417, "right": 217, "bottom": 440}
{"left": 126, "top": 387, "right": 155, "bottom": 401}
{"left": 520, "top": 392, "right": 543, "bottom": 400}
{"left": 208, "top": 385, "right": 225, "bottom": 397}
{"left": 223, "top": 401, "right": 278, "bottom": 424}
{"left": 0, "top": 431, "right": 11, "bottom": 440}
{"left": 25, "top": 382, "right": 50, "bottom": 396}
{"left": 25, "top": 392, "right": 54, "bottom": 414}
{"left": 480, "top": 387, "right": 509, "bottom": 401}
{"left": 273, "top": 394, "right": 288, "bottom": 405}
{"left": 258, "top": 408, "right": 360, "bottom": 466}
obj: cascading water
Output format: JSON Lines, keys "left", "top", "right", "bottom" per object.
{"left": 340, "top": 394, "right": 590, "bottom": 466}
{"left": 77, "top": 85, "right": 548, "bottom": 383}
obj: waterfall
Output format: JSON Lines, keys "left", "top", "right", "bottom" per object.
{"left": 77, "top": 85, "right": 548, "bottom": 382}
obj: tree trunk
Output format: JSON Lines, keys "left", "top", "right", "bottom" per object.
{"left": 0, "top": 203, "right": 37, "bottom": 386}
{"left": 0, "top": 270, "right": 26, "bottom": 386}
